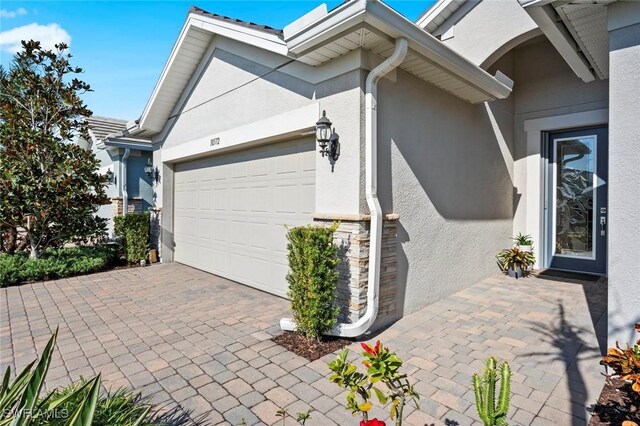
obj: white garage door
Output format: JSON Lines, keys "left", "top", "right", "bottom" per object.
{"left": 173, "top": 137, "right": 315, "bottom": 297}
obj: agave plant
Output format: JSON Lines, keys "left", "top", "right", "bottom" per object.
{"left": 0, "top": 327, "right": 149, "bottom": 426}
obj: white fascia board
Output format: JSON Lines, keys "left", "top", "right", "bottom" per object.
{"left": 285, "top": 0, "right": 368, "bottom": 53}
{"left": 524, "top": 4, "right": 595, "bottom": 82}
{"left": 162, "top": 103, "right": 318, "bottom": 163}
{"left": 366, "top": 0, "right": 512, "bottom": 100}
{"left": 191, "top": 16, "right": 287, "bottom": 55}
{"left": 99, "top": 138, "right": 153, "bottom": 152}
{"left": 287, "top": 0, "right": 511, "bottom": 100}
{"left": 138, "top": 13, "right": 288, "bottom": 135}
{"left": 415, "top": 0, "right": 453, "bottom": 29}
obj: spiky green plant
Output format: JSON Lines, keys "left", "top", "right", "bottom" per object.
{"left": 472, "top": 357, "right": 511, "bottom": 426}
{"left": 0, "top": 328, "right": 150, "bottom": 426}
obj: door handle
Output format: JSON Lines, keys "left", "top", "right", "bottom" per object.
{"left": 600, "top": 216, "right": 606, "bottom": 236}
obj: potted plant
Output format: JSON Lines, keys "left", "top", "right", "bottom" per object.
{"left": 512, "top": 233, "right": 533, "bottom": 252}
{"left": 496, "top": 247, "right": 535, "bottom": 278}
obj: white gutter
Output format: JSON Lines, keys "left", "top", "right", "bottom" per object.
{"left": 280, "top": 38, "right": 409, "bottom": 338}
{"left": 122, "top": 148, "right": 130, "bottom": 216}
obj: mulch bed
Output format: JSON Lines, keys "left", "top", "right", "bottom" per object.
{"left": 272, "top": 331, "right": 352, "bottom": 361}
{"left": 590, "top": 377, "right": 640, "bottom": 425}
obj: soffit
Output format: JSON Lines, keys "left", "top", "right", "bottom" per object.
{"left": 555, "top": 1, "right": 615, "bottom": 79}
{"left": 296, "top": 25, "right": 493, "bottom": 104}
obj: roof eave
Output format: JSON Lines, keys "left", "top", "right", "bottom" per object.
{"left": 286, "top": 0, "right": 512, "bottom": 101}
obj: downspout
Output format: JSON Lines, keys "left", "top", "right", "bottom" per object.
{"left": 122, "top": 148, "right": 130, "bottom": 215}
{"left": 280, "top": 38, "right": 408, "bottom": 337}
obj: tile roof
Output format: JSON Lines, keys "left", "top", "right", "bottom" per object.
{"left": 190, "top": 6, "right": 283, "bottom": 37}
{"left": 86, "top": 116, "right": 128, "bottom": 141}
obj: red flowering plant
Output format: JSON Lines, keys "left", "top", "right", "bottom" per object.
{"left": 328, "top": 341, "right": 419, "bottom": 426}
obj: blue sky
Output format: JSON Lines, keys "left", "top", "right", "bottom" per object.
{"left": 0, "top": 1, "right": 434, "bottom": 120}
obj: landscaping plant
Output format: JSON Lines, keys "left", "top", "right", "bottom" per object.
{"left": 601, "top": 323, "right": 640, "bottom": 395}
{"left": 0, "top": 246, "right": 117, "bottom": 287}
{"left": 114, "top": 213, "right": 150, "bottom": 265}
{"left": 512, "top": 233, "right": 533, "bottom": 247}
{"left": 0, "top": 327, "right": 151, "bottom": 425}
{"left": 472, "top": 357, "right": 511, "bottom": 426}
{"left": 328, "top": 341, "right": 419, "bottom": 426}
{"left": 285, "top": 222, "right": 340, "bottom": 340}
{"left": 0, "top": 40, "right": 109, "bottom": 259}
{"left": 495, "top": 247, "right": 535, "bottom": 274}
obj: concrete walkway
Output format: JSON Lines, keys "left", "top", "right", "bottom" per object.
{"left": 0, "top": 264, "right": 606, "bottom": 425}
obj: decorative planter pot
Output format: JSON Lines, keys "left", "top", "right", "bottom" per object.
{"left": 518, "top": 244, "right": 533, "bottom": 252}
{"left": 507, "top": 265, "right": 524, "bottom": 279}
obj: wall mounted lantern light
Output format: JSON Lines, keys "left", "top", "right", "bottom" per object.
{"left": 315, "top": 110, "right": 340, "bottom": 162}
{"left": 105, "top": 169, "right": 115, "bottom": 185}
{"left": 144, "top": 158, "right": 160, "bottom": 184}
{"left": 144, "top": 158, "right": 154, "bottom": 178}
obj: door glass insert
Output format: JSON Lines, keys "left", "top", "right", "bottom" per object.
{"left": 553, "top": 136, "right": 596, "bottom": 258}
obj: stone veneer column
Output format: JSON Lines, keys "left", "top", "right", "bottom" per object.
{"left": 313, "top": 215, "right": 398, "bottom": 329}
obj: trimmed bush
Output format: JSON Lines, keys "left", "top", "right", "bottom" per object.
{"left": 0, "top": 246, "right": 116, "bottom": 287}
{"left": 114, "top": 212, "right": 150, "bottom": 265}
{"left": 286, "top": 222, "right": 340, "bottom": 340}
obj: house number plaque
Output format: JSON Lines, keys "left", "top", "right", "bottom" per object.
{"left": 210, "top": 137, "right": 220, "bottom": 147}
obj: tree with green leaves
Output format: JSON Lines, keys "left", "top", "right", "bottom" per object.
{"left": 0, "top": 40, "right": 108, "bottom": 259}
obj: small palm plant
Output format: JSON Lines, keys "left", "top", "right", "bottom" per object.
{"left": 473, "top": 357, "right": 511, "bottom": 426}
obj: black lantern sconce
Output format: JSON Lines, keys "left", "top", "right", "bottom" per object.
{"left": 105, "top": 169, "right": 115, "bottom": 185}
{"left": 315, "top": 110, "right": 340, "bottom": 162}
{"left": 144, "top": 158, "right": 160, "bottom": 183}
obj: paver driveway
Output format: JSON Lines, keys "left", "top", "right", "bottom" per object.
{"left": 1, "top": 263, "right": 606, "bottom": 425}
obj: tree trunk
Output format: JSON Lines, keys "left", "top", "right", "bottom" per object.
{"left": 28, "top": 233, "right": 38, "bottom": 259}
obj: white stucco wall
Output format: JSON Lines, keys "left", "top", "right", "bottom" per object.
{"left": 432, "top": 0, "right": 539, "bottom": 68}
{"left": 155, "top": 37, "right": 366, "bottom": 260}
{"left": 493, "top": 40, "right": 609, "bottom": 265}
{"left": 607, "top": 3, "right": 640, "bottom": 345}
{"left": 376, "top": 65, "right": 514, "bottom": 316}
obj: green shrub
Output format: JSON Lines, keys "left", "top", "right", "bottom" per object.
{"left": 286, "top": 222, "right": 340, "bottom": 340}
{"left": 0, "top": 246, "right": 116, "bottom": 287}
{"left": 114, "top": 213, "right": 149, "bottom": 265}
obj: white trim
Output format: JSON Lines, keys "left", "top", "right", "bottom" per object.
{"left": 285, "top": 0, "right": 512, "bottom": 101}
{"left": 416, "top": 0, "right": 455, "bottom": 29}
{"left": 522, "top": 4, "right": 595, "bottom": 83}
{"left": 161, "top": 103, "right": 319, "bottom": 163}
{"left": 519, "top": 108, "right": 608, "bottom": 269}
{"left": 550, "top": 134, "right": 598, "bottom": 262}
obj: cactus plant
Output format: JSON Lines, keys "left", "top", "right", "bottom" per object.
{"left": 473, "top": 357, "right": 511, "bottom": 426}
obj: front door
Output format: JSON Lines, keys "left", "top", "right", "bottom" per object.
{"left": 546, "top": 126, "right": 608, "bottom": 274}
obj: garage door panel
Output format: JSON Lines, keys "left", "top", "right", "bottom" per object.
{"left": 173, "top": 138, "right": 315, "bottom": 297}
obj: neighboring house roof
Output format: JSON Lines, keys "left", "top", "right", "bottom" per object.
{"left": 189, "top": 6, "right": 283, "bottom": 37}
{"left": 86, "top": 116, "right": 128, "bottom": 144}
{"left": 132, "top": 0, "right": 513, "bottom": 137}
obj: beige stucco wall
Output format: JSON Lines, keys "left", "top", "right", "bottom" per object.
{"left": 376, "top": 65, "right": 515, "bottom": 316}
{"left": 607, "top": 3, "right": 640, "bottom": 345}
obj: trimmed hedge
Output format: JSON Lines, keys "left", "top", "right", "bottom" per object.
{"left": 0, "top": 246, "right": 117, "bottom": 287}
{"left": 286, "top": 222, "right": 340, "bottom": 340}
{"left": 114, "top": 212, "right": 150, "bottom": 265}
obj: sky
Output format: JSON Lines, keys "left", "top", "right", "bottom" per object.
{"left": 0, "top": 0, "right": 435, "bottom": 121}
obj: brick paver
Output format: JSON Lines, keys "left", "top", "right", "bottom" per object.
{"left": 0, "top": 264, "right": 606, "bottom": 425}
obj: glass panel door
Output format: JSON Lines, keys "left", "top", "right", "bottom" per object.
{"left": 547, "top": 127, "right": 607, "bottom": 274}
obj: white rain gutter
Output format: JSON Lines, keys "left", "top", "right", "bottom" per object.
{"left": 122, "top": 148, "right": 130, "bottom": 216}
{"left": 280, "top": 38, "right": 408, "bottom": 338}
